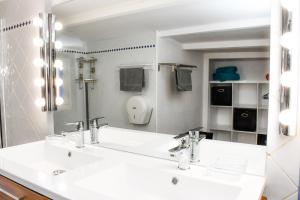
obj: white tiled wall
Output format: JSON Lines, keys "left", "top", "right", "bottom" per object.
{"left": 266, "top": 0, "right": 300, "bottom": 199}
{"left": 0, "top": 0, "right": 53, "bottom": 147}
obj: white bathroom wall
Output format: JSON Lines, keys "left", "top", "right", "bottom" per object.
{"left": 157, "top": 37, "right": 203, "bottom": 134}
{"left": 86, "top": 32, "right": 157, "bottom": 132}
{"left": 265, "top": 0, "right": 300, "bottom": 199}
{"left": 0, "top": 0, "right": 53, "bottom": 146}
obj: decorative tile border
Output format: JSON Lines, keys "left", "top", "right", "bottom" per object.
{"left": 58, "top": 44, "right": 156, "bottom": 55}
{"left": 59, "top": 49, "right": 87, "bottom": 54}
{"left": 1, "top": 20, "right": 32, "bottom": 32}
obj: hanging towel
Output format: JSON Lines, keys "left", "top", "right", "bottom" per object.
{"left": 175, "top": 68, "right": 192, "bottom": 91}
{"left": 120, "top": 68, "right": 144, "bottom": 92}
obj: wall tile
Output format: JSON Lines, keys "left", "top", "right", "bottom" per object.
{"left": 272, "top": 137, "right": 300, "bottom": 186}
{"left": 265, "top": 157, "right": 298, "bottom": 200}
{"left": 0, "top": 0, "right": 51, "bottom": 147}
{"left": 284, "top": 192, "right": 298, "bottom": 200}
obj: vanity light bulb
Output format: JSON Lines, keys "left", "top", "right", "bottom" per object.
{"left": 34, "top": 78, "right": 45, "bottom": 87}
{"left": 55, "top": 78, "right": 63, "bottom": 87}
{"left": 280, "top": 71, "right": 294, "bottom": 87}
{"left": 55, "top": 41, "right": 63, "bottom": 49}
{"left": 54, "top": 60, "right": 63, "bottom": 70}
{"left": 280, "top": 32, "right": 294, "bottom": 50}
{"left": 56, "top": 97, "right": 64, "bottom": 106}
{"left": 55, "top": 22, "right": 63, "bottom": 31}
{"left": 32, "top": 17, "right": 43, "bottom": 27}
{"left": 35, "top": 98, "right": 46, "bottom": 107}
{"left": 33, "top": 58, "right": 44, "bottom": 67}
{"left": 279, "top": 109, "right": 291, "bottom": 126}
{"left": 33, "top": 37, "right": 44, "bottom": 47}
{"left": 280, "top": 0, "right": 294, "bottom": 11}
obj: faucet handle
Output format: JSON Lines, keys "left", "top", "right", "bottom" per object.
{"left": 173, "top": 132, "right": 189, "bottom": 139}
{"left": 89, "top": 117, "right": 105, "bottom": 127}
{"left": 65, "top": 121, "right": 84, "bottom": 131}
{"left": 189, "top": 131, "right": 206, "bottom": 141}
{"left": 169, "top": 136, "right": 190, "bottom": 156}
{"left": 97, "top": 123, "right": 108, "bottom": 128}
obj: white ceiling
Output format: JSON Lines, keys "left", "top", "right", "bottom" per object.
{"left": 169, "top": 27, "right": 270, "bottom": 43}
{"left": 53, "top": 0, "right": 186, "bottom": 26}
{"left": 53, "top": 0, "right": 271, "bottom": 44}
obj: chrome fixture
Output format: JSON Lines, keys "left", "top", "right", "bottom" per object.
{"left": 158, "top": 63, "right": 197, "bottom": 72}
{"left": 75, "top": 57, "right": 97, "bottom": 90}
{"left": 33, "top": 13, "right": 64, "bottom": 111}
{"left": 169, "top": 134, "right": 190, "bottom": 170}
{"left": 89, "top": 117, "right": 107, "bottom": 144}
{"left": 189, "top": 131, "right": 204, "bottom": 163}
{"left": 64, "top": 121, "right": 85, "bottom": 148}
{"left": 169, "top": 131, "right": 205, "bottom": 170}
{"left": 75, "top": 57, "right": 98, "bottom": 129}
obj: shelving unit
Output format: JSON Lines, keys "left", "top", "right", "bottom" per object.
{"left": 207, "top": 57, "right": 269, "bottom": 145}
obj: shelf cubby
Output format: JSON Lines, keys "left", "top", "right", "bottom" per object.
{"left": 232, "top": 131, "right": 257, "bottom": 145}
{"left": 209, "top": 107, "right": 232, "bottom": 131}
{"left": 233, "top": 83, "right": 257, "bottom": 108}
{"left": 213, "top": 130, "right": 232, "bottom": 142}
{"left": 258, "top": 83, "right": 269, "bottom": 109}
{"left": 257, "top": 109, "right": 268, "bottom": 135}
{"left": 257, "top": 134, "right": 267, "bottom": 146}
{"left": 208, "top": 56, "right": 269, "bottom": 145}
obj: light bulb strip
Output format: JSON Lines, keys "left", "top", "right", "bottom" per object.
{"left": 35, "top": 13, "right": 63, "bottom": 111}
{"left": 279, "top": 2, "right": 297, "bottom": 136}
{"left": 38, "top": 13, "right": 47, "bottom": 111}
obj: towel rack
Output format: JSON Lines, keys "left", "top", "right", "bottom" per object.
{"left": 118, "top": 63, "right": 154, "bottom": 70}
{"left": 158, "top": 63, "right": 197, "bottom": 71}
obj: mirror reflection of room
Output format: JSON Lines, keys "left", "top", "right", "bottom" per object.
{"left": 0, "top": 0, "right": 299, "bottom": 200}
{"left": 53, "top": 1, "right": 270, "bottom": 147}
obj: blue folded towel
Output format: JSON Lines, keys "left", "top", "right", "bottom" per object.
{"left": 215, "top": 66, "right": 237, "bottom": 73}
{"left": 213, "top": 66, "right": 240, "bottom": 82}
{"left": 213, "top": 72, "right": 240, "bottom": 82}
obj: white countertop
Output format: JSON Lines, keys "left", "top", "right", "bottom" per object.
{"left": 0, "top": 128, "right": 267, "bottom": 200}
{"left": 91, "top": 127, "right": 267, "bottom": 176}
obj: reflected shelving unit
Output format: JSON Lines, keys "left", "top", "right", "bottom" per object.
{"left": 207, "top": 57, "right": 269, "bottom": 145}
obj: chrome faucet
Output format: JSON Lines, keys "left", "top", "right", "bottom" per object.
{"left": 189, "top": 131, "right": 205, "bottom": 163}
{"left": 64, "top": 121, "right": 85, "bottom": 148}
{"left": 169, "top": 131, "right": 205, "bottom": 170}
{"left": 169, "top": 135, "right": 191, "bottom": 170}
{"left": 89, "top": 117, "right": 108, "bottom": 144}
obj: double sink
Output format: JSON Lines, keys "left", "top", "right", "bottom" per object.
{"left": 0, "top": 129, "right": 266, "bottom": 200}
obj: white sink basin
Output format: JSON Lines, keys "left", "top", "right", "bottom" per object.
{"left": 0, "top": 141, "right": 100, "bottom": 176}
{"left": 76, "top": 163, "right": 241, "bottom": 200}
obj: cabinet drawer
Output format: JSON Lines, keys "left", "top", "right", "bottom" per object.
{"left": 0, "top": 175, "right": 50, "bottom": 200}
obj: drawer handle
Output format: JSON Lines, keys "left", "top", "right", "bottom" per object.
{"left": 217, "top": 89, "right": 225, "bottom": 93}
{"left": 241, "top": 113, "right": 249, "bottom": 118}
{"left": 0, "top": 185, "right": 24, "bottom": 200}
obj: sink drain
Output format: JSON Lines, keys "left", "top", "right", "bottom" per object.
{"left": 52, "top": 169, "right": 66, "bottom": 176}
{"left": 171, "top": 177, "right": 178, "bottom": 185}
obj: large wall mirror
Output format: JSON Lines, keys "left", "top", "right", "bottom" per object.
{"left": 51, "top": 0, "right": 271, "bottom": 158}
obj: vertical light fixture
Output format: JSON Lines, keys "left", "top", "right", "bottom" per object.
{"left": 33, "top": 13, "right": 64, "bottom": 111}
{"left": 279, "top": 0, "right": 298, "bottom": 136}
